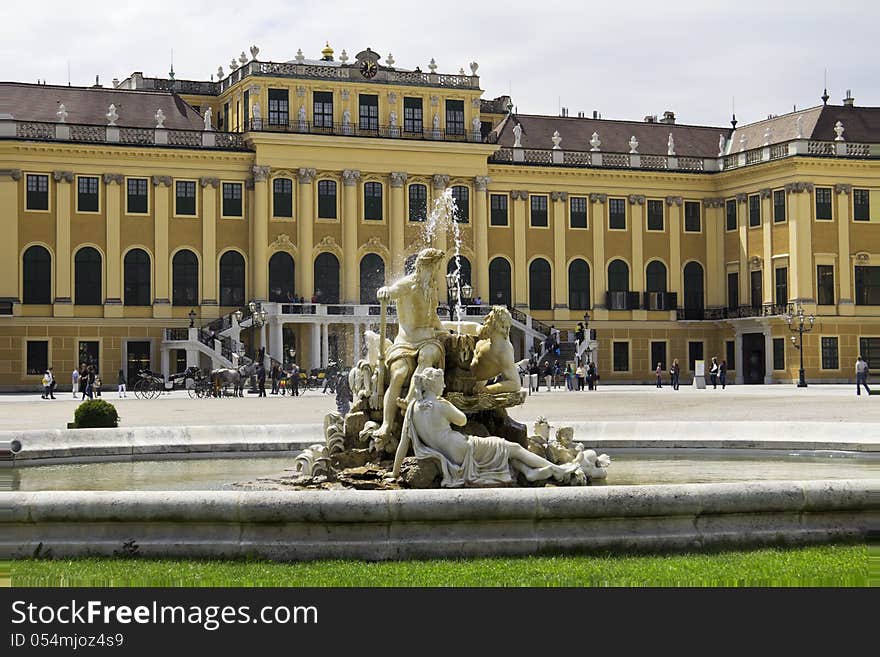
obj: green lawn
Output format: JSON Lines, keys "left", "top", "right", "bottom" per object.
{"left": 10, "top": 544, "right": 873, "bottom": 587}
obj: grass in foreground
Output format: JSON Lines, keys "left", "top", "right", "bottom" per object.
{"left": 10, "top": 544, "right": 872, "bottom": 587}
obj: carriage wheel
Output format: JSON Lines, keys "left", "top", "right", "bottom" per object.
{"left": 188, "top": 382, "right": 198, "bottom": 399}
{"left": 148, "top": 381, "right": 162, "bottom": 399}
{"left": 133, "top": 379, "right": 148, "bottom": 400}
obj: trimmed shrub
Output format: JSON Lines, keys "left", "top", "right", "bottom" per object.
{"left": 73, "top": 399, "right": 120, "bottom": 428}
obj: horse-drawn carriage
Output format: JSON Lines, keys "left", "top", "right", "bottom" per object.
{"left": 133, "top": 366, "right": 211, "bottom": 399}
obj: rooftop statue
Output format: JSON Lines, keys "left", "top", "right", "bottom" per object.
{"left": 204, "top": 107, "right": 213, "bottom": 131}
{"left": 667, "top": 133, "right": 675, "bottom": 156}
{"left": 513, "top": 122, "right": 523, "bottom": 148}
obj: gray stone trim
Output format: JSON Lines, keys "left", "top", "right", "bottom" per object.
{"left": 834, "top": 183, "right": 852, "bottom": 195}
{"left": 151, "top": 175, "right": 172, "bottom": 187}
{"left": 589, "top": 193, "right": 607, "bottom": 203}
{"left": 389, "top": 172, "right": 407, "bottom": 188}
{"left": 736, "top": 193, "right": 748, "bottom": 203}
{"left": 252, "top": 165, "right": 271, "bottom": 182}
{"left": 0, "top": 169, "right": 22, "bottom": 181}
{"left": 432, "top": 173, "right": 450, "bottom": 189}
{"left": 627, "top": 194, "right": 645, "bottom": 205}
{"left": 199, "top": 177, "right": 220, "bottom": 188}
{"left": 474, "top": 175, "right": 491, "bottom": 192}
{"left": 102, "top": 173, "right": 124, "bottom": 185}
{"left": 297, "top": 167, "right": 316, "bottom": 184}
{"left": 759, "top": 188, "right": 772, "bottom": 199}
{"left": 550, "top": 191, "right": 569, "bottom": 202}
{"left": 784, "top": 182, "right": 814, "bottom": 194}
{"left": 52, "top": 171, "right": 74, "bottom": 183}
{"left": 342, "top": 169, "right": 361, "bottom": 186}
{"left": 665, "top": 195, "right": 683, "bottom": 206}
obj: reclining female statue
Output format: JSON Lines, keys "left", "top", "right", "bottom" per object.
{"left": 394, "top": 367, "right": 583, "bottom": 487}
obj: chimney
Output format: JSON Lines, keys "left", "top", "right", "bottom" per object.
{"left": 660, "top": 110, "right": 675, "bottom": 124}
{"left": 843, "top": 89, "right": 855, "bottom": 107}
{"left": 560, "top": 107, "right": 568, "bottom": 117}
{"left": 592, "top": 110, "right": 598, "bottom": 119}
{"left": 644, "top": 115, "right": 656, "bottom": 123}
{"left": 577, "top": 111, "right": 585, "bottom": 118}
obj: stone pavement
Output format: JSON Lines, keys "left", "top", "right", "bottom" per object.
{"left": 1, "top": 384, "right": 878, "bottom": 435}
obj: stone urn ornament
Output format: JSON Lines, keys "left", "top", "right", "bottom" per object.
{"left": 106, "top": 104, "right": 118, "bottom": 126}
{"left": 590, "top": 132, "right": 601, "bottom": 151}
{"left": 629, "top": 135, "right": 639, "bottom": 154}
{"left": 56, "top": 103, "right": 68, "bottom": 123}
{"left": 551, "top": 130, "right": 562, "bottom": 150}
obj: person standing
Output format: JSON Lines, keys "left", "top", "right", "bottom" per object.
{"left": 576, "top": 361, "right": 586, "bottom": 391}
{"left": 118, "top": 369, "right": 127, "bottom": 398}
{"left": 856, "top": 356, "right": 871, "bottom": 396}
{"left": 709, "top": 357, "right": 719, "bottom": 389}
{"left": 719, "top": 359, "right": 728, "bottom": 389}
{"left": 82, "top": 366, "right": 95, "bottom": 400}
{"left": 270, "top": 363, "right": 280, "bottom": 395}
{"left": 541, "top": 361, "right": 553, "bottom": 392}
{"left": 71, "top": 367, "right": 80, "bottom": 399}
{"left": 528, "top": 360, "right": 539, "bottom": 394}
{"left": 655, "top": 362, "right": 663, "bottom": 388}
{"left": 552, "top": 359, "right": 561, "bottom": 390}
{"left": 289, "top": 363, "right": 300, "bottom": 397}
{"left": 256, "top": 362, "right": 267, "bottom": 397}
{"left": 41, "top": 369, "right": 51, "bottom": 399}
{"left": 93, "top": 374, "right": 102, "bottom": 397}
{"left": 670, "top": 359, "right": 681, "bottom": 390}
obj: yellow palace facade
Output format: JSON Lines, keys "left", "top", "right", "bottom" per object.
{"left": 1, "top": 44, "right": 879, "bottom": 389}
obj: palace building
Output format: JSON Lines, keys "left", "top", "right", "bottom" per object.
{"left": 1, "top": 44, "right": 878, "bottom": 389}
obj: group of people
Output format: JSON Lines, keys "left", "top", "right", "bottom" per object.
{"left": 655, "top": 357, "right": 728, "bottom": 390}
{"left": 525, "top": 356, "right": 599, "bottom": 393}
{"left": 263, "top": 362, "right": 302, "bottom": 396}
{"left": 70, "top": 363, "right": 102, "bottom": 400}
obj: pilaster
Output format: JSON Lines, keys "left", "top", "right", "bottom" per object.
{"left": 736, "top": 193, "right": 749, "bottom": 304}
{"left": 786, "top": 182, "right": 815, "bottom": 304}
{"left": 473, "top": 176, "right": 490, "bottom": 301}
{"left": 53, "top": 171, "right": 74, "bottom": 316}
{"left": 342, "top": 169, "right": 360, "bottom": 301}
{"left": 200, "top": 177, "right": 220, "bottom": 317}
{"left": 252, "top": 166, "right": 271, "bottom": 302}
{"left": 297, "top": 168, "right": 316, "bottom": 298}
{"left": 0, "top": 170, "right": 21, "bottom": 307}
{"left": 703, "top": 198, "right": 724, "bottom": 307}
{"left": 431, "top": 175, "right": 450, "bottom": 295}
{"left": 667, "top": 196, "right": 683, "bottom": 298}
{"left": 511, "top": 190, "right": 528, "bottom": 308}
{"left": 152, "top": 175, "right": 172, "bottom": 318}
{"left": 389, "top": 172, "right": 407, "bottom": 294}
{"left": 629, "top": 195, "right": 646, "bottom": 320}
{"left": 103, "top": 174, "right": 124, "bottom": 317}
{"left": 835, "top": 184, "right": 854, "bottom": 315}
{"left": 760, "top": 188, "right": 773, "bottom": 304}
{"left": 551, "top": 191, "right": 568, "bottom": 317}
{"left": 590, "top": 193, "right": 607, "bottom": 318}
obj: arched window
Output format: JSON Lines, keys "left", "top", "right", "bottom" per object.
{"left": 408, "top": 184, "right": 427, "bottom": 222}
{"left": 646, "top": 261, "right": 668, "bottom": 292}
{"left": 219, "top": 251, "right": 245, "bottom": 307}
{"left": 607, "top": 259, "right": 630, "bottom": 292}
{"left": 451, "top": 185, "right": 469, "bottom": 222}
{"left": 22, "top": 245, "right": 51, "bottom": 304}
{"left": 529, "top": 258, "right": 551, "bottom": 310}
{"left": 268, "top": 252, "right": 295, "bottom": 302}
{"left": 447, "top": 256, "right": 472, "bottom": 287}
{"left": 568, "top": 259, "right": 590, "bottom": 310}
{"left": 74, "top": 247, "right": 102, "bottom": 305}
{"left": 314, "top": 252, "right": 340, "bottom": 304}
{"left": 123, "top": 248, "right": 151, "bottom": 306}
{"left": 489, "top": 258, "right": 511, "bottom": 307}
{"left": 360, "top": 253, "right": 385, "bottom": 304}
{"left": 172, "top": 250, "right": 199, "bottom": 306}
{"left": 683, "top": 262, "right": 705, "bottom": 311}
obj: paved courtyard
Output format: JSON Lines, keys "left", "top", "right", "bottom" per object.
{"left": 1, "top": 384, "right": 878, "bottom": 432}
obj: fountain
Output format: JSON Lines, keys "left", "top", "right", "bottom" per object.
{"left": 289, "top": 190, "right": 609, "bottom": 489}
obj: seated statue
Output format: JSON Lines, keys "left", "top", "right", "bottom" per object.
{"left": 469, "top": 306, "right": 522, "bottom": 394}
{"left": 349, "top": 330, "right": 391, "bottom": 412}
{"left": 393, "top": 367, "right": 584, "bottom": 487}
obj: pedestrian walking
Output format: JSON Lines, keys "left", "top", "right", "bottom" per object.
{"left": 93, "top": 375, "right": 102, "bottom": 397}
{"left": 576, "top": 362, "right": 586, "bottom": 391}
{"left": 710, "top": 357, "right": 719, "bottom": 389}
{"left": 78, "top": 365, "right": 88, "bottom": 399}
{"left": 41, "top": 368, "right": 53, "bottom": 398}
{"left": 256, "top": 363, "right": 267, "bottom": 397}
{"left": 71, "top": 367, "right": 80, "bottom": 399}
{"left": 565, "top": 363, "right": 575, "bottom": 391}
{"left": 289, "top": 363, "right": 300, "bottom": 397}
{"left": 552, "top": 359, "right": 561, "bottom": 389}
{"left": 82, "top": 366, "right": 95, "bottom": 400}
{"left": 856, "top": 356, "right": 871, "bottom": 396}
{"left": 541, "top": 361, "right": 553, "bottom": 392}
{"left": 719, "top": 359, "right": 728, "bottom": 389}
{"left": 655, "top": 362, "right": 663, "bottom": 388}
{"left": 270, "top": 363, "right": 280, "bottom": 395}
{"left": 118, "top": 369, "right": 127, "bottom": 398}
{"left": 528, "top": 360, "right": 539, "bottom": 394}
{"left": 670, "top": 359, "right": 681, "bottom": 390}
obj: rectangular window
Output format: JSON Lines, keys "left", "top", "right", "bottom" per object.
{"left": 364, "top": 182, "right": 383, "bottom": 220}
{"left": 175, "top": 181, "right": 196, "bottom": 216}
{"left": 26, "top": 174, "right": 49, "bottom": 211}
{"left": 727, "top": 272, "right": 739, "bottom": 310}
{"left": 78, "top": 340, "right": 100, "bottom": 374}
{"left": 490, "top": 194, "right": 508, "bottom": 226}
{"left": 748, "top": 194, "right": 761, "bottom": 227}
{"left": 313, "top": 91, "right": 333, "bottom": 129}
{"left": 530, "top": 195, "right": 548, "bottom": 227}
{"left": 445, "top": 99, "right": 464, "bottom": 135}
{"left": 821, "top": 337, "right": 839, "bottom": 370}
{"left": 317, "top": 180, "right": 337, "bottom": 219}
{"left": 647, "top": 199, "right": 664, "bottom": 231}
{"left": 126, "top": 178, "right": 148, "bottom": 214}
{"left": 570, "top": 197, "right": 588, "bottom": 228}
{"left": 403, "top": 97, "right": 423, "bottom": 134}
{"left": 609, "top": 198, "right": 626, "bottom": 229}
{"left": 854, "top": 189, "right": 870, "bottom": 221}
{"left": 409, "top": 184, "right": 427, "bottom": 222}
{"left": 773, "top": 190, "right": 786, "bottom": 223}
{"left": 222, "top": 182, "right": 242, "bottom": 217}
{"left": 272, "top": 178, "right": 293, "bottom": 218}
{"left": 859, "top": 337, "right": 880, "bottom": 370}
{"left": 817, "top": 265, "right": 835, "bottom": 305}
{"left": 750, "top": 270, "right": 763, "bottom": 308}
{"left": 772, "top": 338, "right": 786, "bottom": 370}
{"left": 650, "top": 341, "right": 667, "bottom": 372}
{"left": 243, "top": 90, "right": 249, "bottom": 129}
{"left": 688, "top": 341, "right": 704, "bottom": 372}
{"left": 77, "top": 176, "right": 99, "bottom": 213}
{"left": 359, "top": 94, "right": 378, "bottom": 131}
{"left": 815, "top": 187, "right": 833, "bottom": 220}
{"left": 855, "top": 266, "right": 880, "bottom": 305}
{"left": 612, "top": 341, "right": 629, "bottom": 372}
{"left": 726, "top": 340, "right": 736, "bottom": 371}
{"left": 684, "top": 201, "right": 701, "bottom": 232}
{"left": 775, "top": 267, "right": 788, "bottom": 306}
{"left": 268, "top": 89, "right": 289, "bottom": 126}
{"left": 26, "top": 340, "right": 48, "bottom": 375}
{"left": 725, "top": 199, "right": 737, "bottom": 231}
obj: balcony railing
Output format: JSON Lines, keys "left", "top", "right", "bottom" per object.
{"left": 643, "top": 291, "right": 678, "bottom": 311}
{"left": 675, "top": 303, "right": 795, "bottom": 321}
{"left": 606, "top": 291, "right": 641, "bottom": 311}
{"left": 164, "top": 328, "right": 189, "bottom": 341}
{"left": 249, "top": 119, "right": 484, "bottom": 143}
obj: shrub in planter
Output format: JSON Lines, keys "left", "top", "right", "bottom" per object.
{"left": 73, "top": 399, "right": 120, "bottom": 428}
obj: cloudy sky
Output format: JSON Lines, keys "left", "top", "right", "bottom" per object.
{"left": 2, "top": 0, "right": 876, "bottom": 127}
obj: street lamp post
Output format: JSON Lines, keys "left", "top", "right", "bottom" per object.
{"left": 188, "top": 309, "right": 196, "bottom": 328}
{"left": 784, "top": 304, "right": 815, "bottom": 388}
{"left": 245, "top": 301, "right": 267, "bottom": 393}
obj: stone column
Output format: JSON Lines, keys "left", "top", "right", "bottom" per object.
{"left": 160, "top": 347, "right": 170, "bottom": 379}
{"left": 763, "top": 329, "right": 774, "bottom": 384}
{"left": 432, "top": 174, "right": 450, "bottom": 295}
{"left": 252, "top": 166, "right": 271, "bottom": 302}
{"left": 550, "top": 191, "right": 568, "bottom": 317}
{"left": 186, "top": 349, "right": 200, "bottom": 368}
{"left": 322, "top": 322, "right": 330, "bottom": 367}
{"left": 511, "top": 190, "right": 528, "bottom": 308}
{"left": 736, "top": 193, "right": 749, "bottom": 304}
{"left": 667, "top": 196, "right": 683, "bottom": 298}
{"left": 342, "top": 169, "right": 361, "bottom": 302}
{"left": 835, "top": 184, "right": 854, "bottom": 315}
{"left": 259, "top": 322, "right": 268, "bottom": 368}
{"left": 152, "top": 175, "right": 172, "bottom": 317}
{"left": 200, "top": 177, "right": 220, "bottom": 316}
{"left": 0, "top": 170, "right": 20, "bottom": 309}
{"left": 297, "top": 168, "right": 316, "bottom": 299}
{"left": 389, "top": 172, "right": 407, "bottom": 279}
{"left": 760, "top": 189, "right": 774, "bottom": 304}
{"left": 269, "top": 318, "right": 283, "bottom": 363}
{"left": 591, "top": 194, "right": 607, "bottom": 318}
{"left": 786, "top": 182, "right": 815, "bottom": 304}
{"left": 103, "top": 174, "right": 124, "bottom": 316}
{"left": 734, "top": 330, "right": 744, "bottom": 385}
{"left": 310, "top": 323, "right": 321, "bottom": 369}
{"left": 629, "top": 195, "right": 646, "bottom": 319}
{"left": 53, "top": 171, "right": 74, "bottom": 315}
{"left": 473, "top": 176, "right": 491, "bottom": 300}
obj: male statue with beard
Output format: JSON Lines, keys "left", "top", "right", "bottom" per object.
{"left": 372, "top": 248, "right": 446, "bottom": 449}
